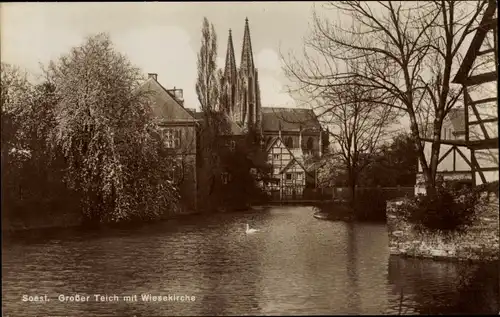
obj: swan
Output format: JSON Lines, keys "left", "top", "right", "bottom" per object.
{"left": 245, "top": 224, "right": 259, "bottom": 234}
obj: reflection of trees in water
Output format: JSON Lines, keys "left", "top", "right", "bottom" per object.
{"left": 346, "top": 222, "right": 361, "bottom": 314}
{"left": 387, "top": 256, "right": 499, "bottom": 314}
{"left": 199, "top": 223, "right": 261, "bottom": 316}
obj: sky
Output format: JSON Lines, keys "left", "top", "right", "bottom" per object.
{"left": 1, "top": 2, "right": 321, "bottom": 111}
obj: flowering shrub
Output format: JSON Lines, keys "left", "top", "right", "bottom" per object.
{"left": 395, "top": 183, "right": 482, "bottom": 234}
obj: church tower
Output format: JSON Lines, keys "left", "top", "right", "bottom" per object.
{"left": 220, "top": 18, "right": 262, "bottom": 133}
{"left": 221, "top": 29, "right": 238, "bottom": 116}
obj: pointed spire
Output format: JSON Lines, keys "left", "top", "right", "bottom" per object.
{"left": 224, "top": 29, "right": 237, "bottom": 81}
{"left": 240, "top": 17, "right": 255, "bottom": 76}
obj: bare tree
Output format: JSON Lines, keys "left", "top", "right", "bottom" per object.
{"left": 317, "top": 76, "right": 398, "bottom": 205}
{"left": 283, "top": 0, "right": 490, "bottom": 195}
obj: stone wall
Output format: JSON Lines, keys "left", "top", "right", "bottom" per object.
{"left": 386, "top": 193, "right": 499, "bottom": 261}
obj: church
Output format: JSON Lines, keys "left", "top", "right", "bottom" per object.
{"left": 140, "top": 18, "right": 327, "bottom": 208}
{"left": 217, "top": 18, "right": 326, "bottom": 199}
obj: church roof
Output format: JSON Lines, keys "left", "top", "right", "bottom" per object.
{"left": 240, "top": 18, "right": 255, "bottom": 76}
{"left": 224, "top": 29, "right": 238, "bottom": 82}
{"left": 261, "top": 107, "right": 321, "bottom": 132}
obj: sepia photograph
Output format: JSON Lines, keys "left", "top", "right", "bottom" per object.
{"left": 1, "top": 1, "right": 499, "bottom": 316}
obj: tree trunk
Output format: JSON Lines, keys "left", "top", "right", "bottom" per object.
{"left": 408, "top": 112, "right": 437, "bottom": 196}
{"left": 427, "top": 119, "right": 444, "bottom": 196}
{"left": 347, "top": 170, "right": 356, "bottom": 209}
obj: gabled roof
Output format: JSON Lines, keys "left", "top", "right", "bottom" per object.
{"left": 265, "top": 135, "right": 312, "bottom": 176}
{"left": 265, "top": 136, "right": 279, "bottom": 152}
{"left": 138, "top": 77, "right": 196, "bottom": 124}
{"left": 280, "top": 157, "right": 303, "bottom": 174}
{"left": 262, "top": 107, "right": 321, "bottom": 132}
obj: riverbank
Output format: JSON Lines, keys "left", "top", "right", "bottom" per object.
{"left": 386, "top": 192, "right": 499, "bottom": 262}
{"left": 2, "top": 204, "right": 271, "bottom": 241}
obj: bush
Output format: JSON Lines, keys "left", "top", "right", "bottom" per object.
{"left": 396, "top": 184, "right": 481, "bottom": 234}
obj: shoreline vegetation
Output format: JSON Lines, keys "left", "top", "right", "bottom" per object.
{"left": 1, "top": 31, "right": 271, "bottom": 235}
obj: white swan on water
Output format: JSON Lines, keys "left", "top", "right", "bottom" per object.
{"left": 245, "top": 224, "right": 259, "bottom": 234}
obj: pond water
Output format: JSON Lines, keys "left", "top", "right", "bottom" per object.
{"left": 2, "top": 206, "right": 498, "bottom": 316}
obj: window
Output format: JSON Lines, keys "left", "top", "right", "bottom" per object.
{"left": 273, "top": 168, "right": 280, "bottom": 175}
{"left": 286, "top": 173, "right": 292, "bottom": 180}
{"left": 306, "top": 137, "right": 314, "bottom": 152}
{"left": 297, "top": 173, "right": 303, "bottom": 180}
{"left": 285, "top": 137, "right": 294, "bottom": 148}
{"left": 167, "top": 158, "right": 184, "bottom": 183}
{"left": 162, "top": 129, "right": 181, "bottom": 148}
{"left": 273, "top": 154, "right": 279, "bottom": 160}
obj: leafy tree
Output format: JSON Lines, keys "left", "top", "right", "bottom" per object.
{"left": 360, "top": 133, "right": 418, "bottom": 187}
{"left": 195, "top": 17, "right": 233, "bottom": 212}
{"left": 44, "top": 33, "right": 179, "bottom": 224}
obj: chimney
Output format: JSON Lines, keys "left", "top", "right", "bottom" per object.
{"left": 148, "top": 73, "right": 158, "bottom": 81}
{"left": 166, "top": 86, "right": 185, "bottom": 107}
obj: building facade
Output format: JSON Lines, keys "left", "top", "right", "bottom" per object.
{"left": 416, "top": 0, "right": 498, "bottom": 194}
{"left": 219, "top": 18, "right": 325, "bottom": 199}
{"left": 138, "top": 73, "right": 198, "bottom": 212}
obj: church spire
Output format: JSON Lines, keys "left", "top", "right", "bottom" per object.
{"left": 224, "top": 29, "right": 237, "bottom": 81}
{"left": 240, "top": 17, "right": 255, "bottom": 76}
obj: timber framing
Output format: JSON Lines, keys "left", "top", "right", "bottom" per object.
{"left": 448, "top": 0, "right": 499, "bottom": 185}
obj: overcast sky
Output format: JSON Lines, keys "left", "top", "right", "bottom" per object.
{"left": 1, "top": 2, "right": 322, "bottom": 111}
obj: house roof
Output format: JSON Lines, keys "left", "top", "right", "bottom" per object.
{"left": 265, "top": 135, "right": 313, "bottom": 176}
{"left": 261, "top": 107, "right": 321, "bottom": 132}
{"left": 139, "top": 77, "right": 196, "bottom": 124}
{"left": 279, "top": 157, "right": 301, "bottom": 174}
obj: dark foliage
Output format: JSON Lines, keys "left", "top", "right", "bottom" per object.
{"left": 359, "top": 133, "right": 418, "bottom": 187}
{"left": 396, "top": 183, "right": 484, "bottom": 234}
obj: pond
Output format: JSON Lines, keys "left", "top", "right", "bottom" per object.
{"left": 2, "top": 206, "right": 498, "bottom": 316}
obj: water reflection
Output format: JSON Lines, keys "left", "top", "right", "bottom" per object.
{"left": 387, "top": 256, "right": 499, "bottom": 315}
{"left": 2, "top": 206, "right": 498, "bottom": 316}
